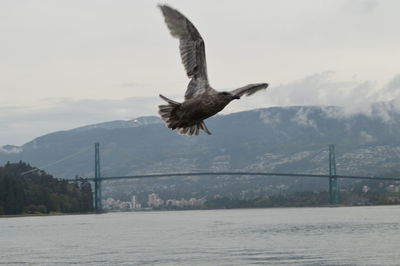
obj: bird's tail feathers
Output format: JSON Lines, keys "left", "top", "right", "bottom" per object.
{"left": 158, "top": 94, "right": 180, "bottom": 121}
{"left": 158, "top": 94, "right": 181, "bottom": 127}
{"left": 158, "top": 94, "right": 211, "bottom": 136}
{"left": 176, "top": 121, "right": 211, "bottom": 136}
{"left": 199, "top": 121, "right": 212, "bottom": 135}
{"left": 159, "top": 94, "right": 180, "bottom": 106}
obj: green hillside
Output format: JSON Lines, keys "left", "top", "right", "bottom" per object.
{"left": 0, "top": 162, "right": 93, "bottom": 215}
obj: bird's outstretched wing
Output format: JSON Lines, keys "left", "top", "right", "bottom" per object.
{"left": 159, "top": 5, "right": 209, "bottom": 99}
{"left": 230, "top": 83, "right": 269, "bottom": 98}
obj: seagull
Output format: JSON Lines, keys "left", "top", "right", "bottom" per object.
{"left": 158, "top": 5, "right": 269, "bottom": 136}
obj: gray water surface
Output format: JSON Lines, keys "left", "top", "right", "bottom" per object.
{"left": 1, "top": 206, "right": 399, "bottom": 265}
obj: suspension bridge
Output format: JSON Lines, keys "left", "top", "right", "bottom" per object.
{"left": 81, "top": 143, "right": 400, "bottom": 211}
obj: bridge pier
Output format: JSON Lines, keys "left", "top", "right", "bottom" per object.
{"left": 329, "top": 144, "right": 339, "bottom": 204}
{"left": 94, "top": 142, "right": 102, "bottom": 211}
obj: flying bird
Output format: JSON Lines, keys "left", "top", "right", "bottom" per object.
{"left": 158, "top": 5, "right": 269, "bottom": 136}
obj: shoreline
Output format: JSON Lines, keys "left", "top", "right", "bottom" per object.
{"left": 0, "top": 211, "right": 98, "bottom": 219}
{"left": 3, "top": 203, "right": 399, "bottom": 218}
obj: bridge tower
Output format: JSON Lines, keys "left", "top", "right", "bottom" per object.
{"left": 329, "top": 144, "right": 339, "bottom": 204}
{"left": 94, "top": 142, "right": 102, "bottom": 211}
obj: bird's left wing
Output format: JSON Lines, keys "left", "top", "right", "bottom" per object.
{"left": 230, "top": 83, "right": 269, "bottom": 98}
{"left": 159, "top": 5, "right": 209, "bottom": 86}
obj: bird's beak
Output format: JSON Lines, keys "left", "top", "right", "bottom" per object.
{"left": 232, "top": 95, "right": 240, "bottom": 100}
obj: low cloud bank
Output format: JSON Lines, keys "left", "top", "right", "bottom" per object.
{"left": 230, "top": 71, "right": 400, "bottom": 119}
{"left": 1, "top": 72, "right": 400, "bottom": 146}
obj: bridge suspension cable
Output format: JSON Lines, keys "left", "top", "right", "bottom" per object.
{"left": 20, "top": 145, "right": 93, "bottom": 176}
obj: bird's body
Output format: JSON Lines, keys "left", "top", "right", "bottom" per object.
{"left": 180, "top": 91, "right": 226, "bottom": 122}
{"left": 159, "top": 89, "right": 229, "bottom": 135}
{"left": 158, "top": 5, "right": 269, "bottom": 135}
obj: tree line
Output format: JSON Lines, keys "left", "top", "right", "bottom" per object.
{"left": 0, "top": 161, "right": 93, "bottom": 215}
{"left": 205, "top": 182, "right": 400, "bottom": 209}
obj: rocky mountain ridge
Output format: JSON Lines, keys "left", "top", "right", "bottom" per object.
{"left": 1, "top": 104, "right": 399, "bottom": 180}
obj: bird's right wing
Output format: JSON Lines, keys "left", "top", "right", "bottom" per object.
{"left": 159, "top": 5, "right": 209, "bottom": 99}
{"left": 230, "top": 83, "right": 269, "bottom": 98}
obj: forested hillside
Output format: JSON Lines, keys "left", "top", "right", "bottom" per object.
{"left": 0, "top": 162, "right": 93, "bottom": 215}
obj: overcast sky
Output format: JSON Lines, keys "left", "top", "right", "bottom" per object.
{"left": 1, "top": 0, "right": 399, "bottom": 146}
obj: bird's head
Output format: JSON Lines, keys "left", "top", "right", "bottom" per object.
{"left": 219, "top": 91, "right": 240, "bottom": 102}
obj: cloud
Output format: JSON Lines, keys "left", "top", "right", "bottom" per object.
{"left": 119, "top": 82, "right": 143, "bottom": 88}
{"left": 290, "top": 108, "right": 319, "bottom": 131}
{"left": 228, "top": 71, "right": 400, "bottom": 125}
{"left": 359, "top": 130, "right": 375, "bottom": 143}
{"left": 0, "top": 145, "right": 23, "bottom": 154}
{"left": 380, "top": 74, "right": 400, "bottom": 102}
{"left": 266, "top": 71, "right": 374, "bottom": 108}
{"left": 346, "top": 0, "right": 379, "bottom": 14}
{"left": 386, "top": 74, "right": 400, "bottom": 90}
{"left": 259, "top": 110, "right": 281, "bottom": 126}
{"left": 268, "top": 71, "right": 400, "bottom": 113}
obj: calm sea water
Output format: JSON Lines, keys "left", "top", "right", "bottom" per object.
{"left": 1, "top": 206, "right": 399, "bottom": 265}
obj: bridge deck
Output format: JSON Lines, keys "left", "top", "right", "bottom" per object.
{"left": 84, "top": 172, "right": 400, "bottom": 182}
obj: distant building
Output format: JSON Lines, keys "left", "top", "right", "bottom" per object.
{"left": 166, "top": 197, "right": 206, "bottom": 208}
{"left": 148, "top": 193, "right": 164, "bottom": 207}
{"left": 131, "top": 195, "right": 141, "bottom": 209}
{"left": 386, "top": 185, "right": 400, "bottom": 193}
{"left": 102, "top": 197, "right": 141, "bottom": 211}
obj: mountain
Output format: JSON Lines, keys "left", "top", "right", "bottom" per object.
{"left": 1, "top": 104, "right": 400, "bottom": 201}
{"left": 71, "top": 116, "right": 162, "bottom": 132}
